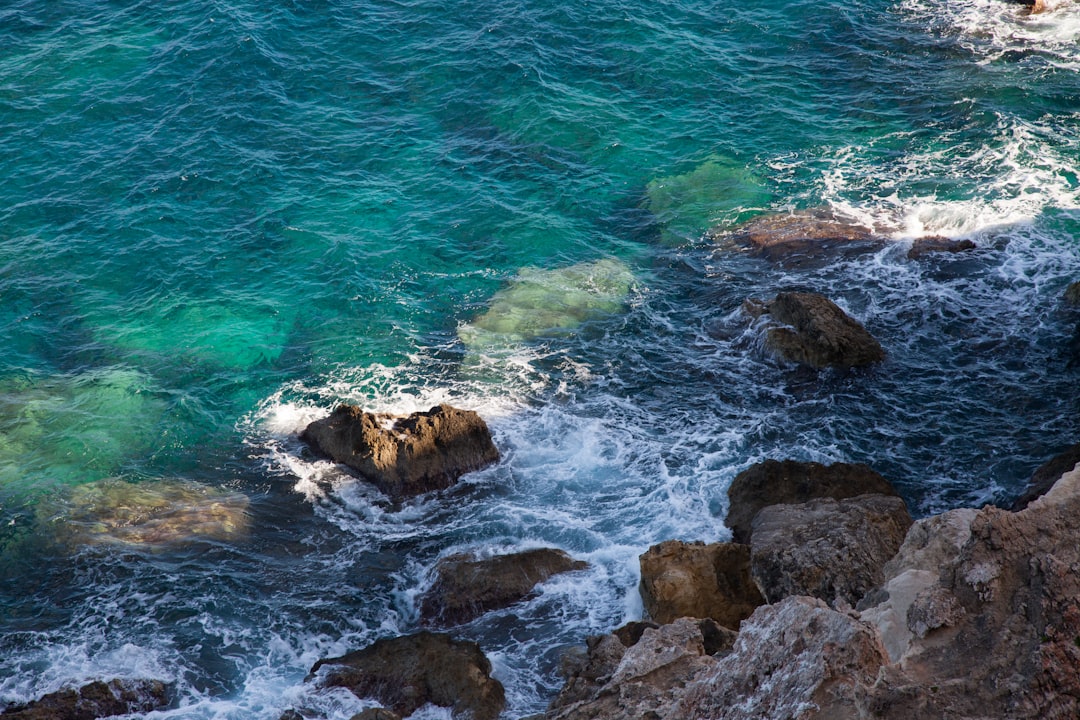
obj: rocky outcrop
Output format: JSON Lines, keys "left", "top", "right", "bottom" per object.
{"left": 0, "top": 679, "right": 169, "bottom": 719}
{"left": 638, "top": 540, "right": 764, "bottom": 628}
{"left": 749, "top": 494, "right": 912, "bottom": 607}
{"left": 309, "top": 632, "right": 505, "bottom": 720}
{"left": 300, "top": 404, "right": 500, "bottom": 500}
{"left": 746, "top": 292, "right": 885, "bottom": 369}
{"left": 906, "top": 235, "right": 976, "bottom": 259}
{"left": 726, "top": 459, "right": 901, "bottom": 544}
{"left": 1011, "top": 442, "right": 1080, "bottom": 511}
{"left": 419, "top": 548, "right": 588, "bottom": 625}
{"left": 710, "top": 209, "right": 884, "bottom": 262}
{"left": 1065, "top": 281, "right": 1080, "bottom": 306}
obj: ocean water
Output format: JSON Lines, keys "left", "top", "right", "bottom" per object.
{"left": 0, "top": 0, "right": 1078, "bottom": 717}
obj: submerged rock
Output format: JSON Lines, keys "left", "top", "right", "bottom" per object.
{"left": 53, "top": 478, "right": 250, "bottom": 548}
{"left": 709, "top": 209, "right": 884, "bottom": 262}
{"left": 749, "top": 494, "right": 913, "bottom": 607}
{"left": 0, "top": 678, "right": 169, "bottom": 719}
{"left": 906, "top": 235, "right": 976, "bottom": 259}
{"left": 1064, "top": 281, "right": 1080, "bottom": 307}
{"left": 300, "top": 404, "right": 499, "bottom": 500}
{"left": 749, "top": 291, "right": 885, "bottom": 369}
{"left": 726, "top": 459, "right": 901, "bottom": 544}
{"left": 310, "top": 632, "right": 505, "bottom": 720}
{"left": 458, "top": 258, "right": 634, "bottom": 349}
{"left": 419, "top": 548, "right": 588, "bottom": 625}
{"left": 638, "top": 540, "right": 764, "bottom": 629}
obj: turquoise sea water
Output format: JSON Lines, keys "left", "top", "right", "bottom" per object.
{"left": 1, "top": 0, "right": 1078, "bottom": 716}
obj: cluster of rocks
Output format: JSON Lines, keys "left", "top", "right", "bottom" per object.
{"left": 544, "top": 448, "right": 1080, "bottom": 720}
{"left": 0, "top": 679, "right": 168, "bottom": 720}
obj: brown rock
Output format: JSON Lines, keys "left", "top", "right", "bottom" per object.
{"left": 749, "top": 494, "right": 913, "bottom": 607}
{"left": 753, "top": 291, "right": 885, "bottom": 368}
{"left": 711, "top": 209, "right": 884, "bottom": 263}
{"left": 419, "top": 548, "right": 588, "bottom": 625}
{"left": 300, "top": 404, "right": 500, "bottom": 500}
{"left": 350, "top": 710, "right": 401, "bottom": 720}
{"left": 726, "top": 459, "right": 901, "bottom": 544}
{"left": 906, "top": 235, "right": 976, "bottom": 259}
{"left": 1012, "top": 442, "right": 1080, "bottom": 510}
{"left": 0, "top": 679, "right": 169, "bottom": 720}
{"left": 638, "top": 540, "right": 764, "bottom": 629}
{"left": 310, "top": 632, "right": 505, "bottom": 720}
{"left": 1065, "top": 281, "right": 1080, "bottom": 306}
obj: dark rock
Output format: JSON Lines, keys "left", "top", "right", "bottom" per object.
{"left": 751, "top": 291, "right": 885, "bottom": 369}
{"left": 350, "top": 710, "right": 401, "bottom": 720}
{"left": 0, "top": 679, "right": 168, "bottom": 720}
{"left": 1065, "top": 281, "right": 1080, "bottom": 307}
{"left": 419, "top": 548, "right": 588, "bottom": 625}
{"left": 612, "top": 621, "right": 660, "bottom": 648}
{"left": 726, "top": 459, "right": 901, "bottom": 544}
{"left": 710, "top": 209, "right": 884, "bottom": 262}
{"left": 300, "top": 404, "right": 499, "bottom": 500}
{"left": 638, "top": 540, "right": 764, "bottom": 629}
{"left": 309, "top": 632, "right": 504, "bottom": 720}
{"left": 906, "top": 235, "right": 976, "bottom": 259}
{"left": 1011, "top": 442, "right": 1080, "bottom": 511}
{"left": 749, "top": 494, "right": 913, "bottom": 607}
{"left": 278, "top": 712, "right": 305, "bottom": 720}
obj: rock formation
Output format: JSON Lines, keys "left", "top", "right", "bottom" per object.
{"left": 0, "top": 679, "right": 169, "bottom": 719}
{"left": 309, "top": 632, "right": 505, "bottom": 720}
{"left": 638, "top": 540, "right": 764, "bottom": 628}
{"left": 1011, "top": 442, "right": 1080, "bottom": 511}
{"left": 906, "top": 235, "right": 976, "bottom": 259}
{"left": 419, "top": 548, "right": 588, "bottom": 625}
{"left": 709, "top": 209, "right": 884, "bottom": 262}
{"left": 1065, "top": 281, "right": 1080, "bottom": 307}
{"left": 300, "top": 404, "right": 499, "bottom": 500}
{"left": 726, "top": 459, "right": 901, "bottom": 544}
{"left": 745, "top": 291, "right": 885, "bottom": 369}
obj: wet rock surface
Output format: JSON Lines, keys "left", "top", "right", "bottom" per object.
{"left": 726, "top": 459, "right": 901, "bottom": 544}
{"left": 309, "top": 632, "right": 505, "bottom": 720}
{"left": 710, "top": 209, "right": 884, "bottom": 262}
{"left": 906, "top": 235, "right": 976, "bottom": 259}
{"left": 301, "top": 404, "right": 500, "bottom": 500}
{"left": 0, "top": 679, "right": 169, "bottom": 720}
{"left": 750, "top": 291, "right": 885, "bottom": 369}
{"left": 1011, "top": 441, "right": 1080, "bottom": 510}
{"left": 638, "top": 540, "right": 764, "bottom": 628}
{"left": 419, "top": 548, "right": 588, "bottom": 625}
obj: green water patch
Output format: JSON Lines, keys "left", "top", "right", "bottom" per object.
{"left": 0, "top": 368, "right": 166, "bottom": 499}
{"left": 458, "top": 257, "right": 636, "bottom": 351}
{"left": 645, "top": 155, "right": 773, "bottom": 245}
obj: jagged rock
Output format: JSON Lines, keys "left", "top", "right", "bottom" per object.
{"left": 548, "top": 618, "right": 728, "bottom": 720}
{"left": 674, "top": 597, "right": 889, "bottom": 719}
{"left": 638, "top": 540, "right": 764, "bottom": 628}
{"left": 1011, "top": 442, "right": 1080, "bottom": 511}
{"left": 726, "top": 459, "right": 901, "bottom": 544}
{"left": 749, "top": 494, "right": 913, "bottom": 607}
{"left": 309, "top": 632, "right": 505, "bottom": 720}
{"left": 749, "top": 291, "right": 885, "bottom": 369}
{"left": 0, "top": 679, "right": 169, "bottom": 719}
{"left": 906, "top": 235, "right": 976, "bottom": 259}
{"left": 1065, "top": 281, "right": 1080, "bottom": 307}
{"left": 300, "top": 404, "right": 499, "bottom": 500}
{"left": 419, "top": 548, "right": 588, "bottom": 625}
{"left": 710, "top": 209, "right": 884, "bottom": 262}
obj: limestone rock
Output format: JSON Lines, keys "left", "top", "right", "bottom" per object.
{"left": 0, "top": 679, "right": 169, "bottom": 719}
{"left": 309, "top": 632, "right": 505, "bottom": 720}
{"left": 300, "top": 404, "right": 499, "bottom": 500}
{"left": 419, "top": 548, "right": 588, "bottom": 625}
{"left": 710, "top": 209, "right": 883, "bottom": 262}
{"left": 1011, "top": 441, "right": 1080, "bottom": 510}
{"left": 749, "top": 494, "right": 913, "bottom": 607}
{"left": 726, "top": 459, "right": 901, "bottom": 544}
{"left": 751, "top": 291, "right": 885, "bottom": 369}
{"left": 906, "top": 235, "right": 976, "bottom": 259}
{"left": 638, "top": 540, "right": 764, "bottom": 629}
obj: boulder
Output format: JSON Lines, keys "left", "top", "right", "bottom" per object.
{"left": 749, "top": 494, "right": 913, "bottom": 607}
{"left": 1010, "top": 442, "right": 1080, "bottom": 511}
{"left": 726, "top": 459, "right": 901, "bottom": 544}
{"left": 309, "top": 632, "right": 505, "bottom": 720}
{"left": 1065, "top": 281, "right": 1080, "bottom": 307}
{"left": 709, "top": 209, "right": 884, "bottom": 262}
{"left": 638, "top": 540, "right": 765, "bottom": 628}
{"left": 0, "top": 679, "right": 169, "bottom": 719}
{"left": 300, "top": 404, "right": 500, "bottom": 500}
{"left": 906, "top": 235, "right": 976, "bottom": 259}
{"left": 419, "top": 548, "right": 588, "bottom": 625}
{"left": 351, "top": 710, "right": 401, "bottom": 720}
{"left": 749, "top": 291, "right": 885, "bottom": 369}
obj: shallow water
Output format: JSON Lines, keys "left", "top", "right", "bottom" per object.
{"left": 1, "top": 0, "right": 1078, "bottom": 716}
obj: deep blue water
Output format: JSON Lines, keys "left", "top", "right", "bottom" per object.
{"left": 1, "top": 0, "right": 1078, "bottom": 717}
